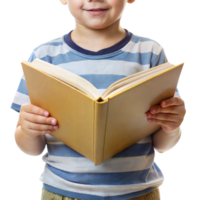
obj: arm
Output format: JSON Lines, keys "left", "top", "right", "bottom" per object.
{"left": 146, "top": 96, "right": 186, "bottom": 153}
{"left": 15, "top": 122, "right": 46, "bottom": 156}
{"left": 152, "top": 127, "right": 181, "bottom": 153}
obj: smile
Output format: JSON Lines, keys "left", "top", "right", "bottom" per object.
{"left": 86, "top": 9, "right": 108, "bottom": 16}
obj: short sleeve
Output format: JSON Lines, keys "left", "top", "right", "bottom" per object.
{"left": 10, "top": 52, "right": 37, "bottom": 112}
{"left": 151, "top": 47, "right": 180, "bottom": 97}
{"left": 174, "top": 88, "right": 180, "bottom": 97}
{"left": 151, "top": 48, "right": 168, "bottom": 68}
{"left": 9, "top": 73, "right": 30, "bottom": 113}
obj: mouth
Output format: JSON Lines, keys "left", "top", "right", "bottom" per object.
{"left": 85, "top": 8, "right": 108, "bottom": 16}
{"left": 86, "top": 9, "right": 108, "bottom": 12}
{"left": 88, "top": 9, "right": 108, "bottom": 11}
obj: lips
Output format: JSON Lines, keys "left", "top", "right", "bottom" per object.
{"left": 86, "top": 7, "right": 108, "bottom": 11}
{"left": 86, "top": 10, "right": 108, "bottom": 16}
{"left": 89, "top": 9, "right": 107, "bottom": 11}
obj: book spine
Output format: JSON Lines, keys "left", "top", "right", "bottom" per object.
{"left": 94, "top": 99, "right": 108, "bottom": 166}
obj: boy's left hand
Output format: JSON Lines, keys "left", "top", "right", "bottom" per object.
{"left": 146, "top": 96, "right": 186, "bottom": 134}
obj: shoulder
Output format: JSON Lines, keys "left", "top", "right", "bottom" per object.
{"left": 30, "top": 36, "right": 68, "bottom": 61}
{"left": 34, "top": 37, "right": 63, "bottom": 50}
{"left": 123, "top": 32, "right": 168, "bottom": 67}
{"left": 127, "top": 34, "right": 164, "bottom": 56}
{"left": 131, "top": 33, "right": 161, "bottom": 46}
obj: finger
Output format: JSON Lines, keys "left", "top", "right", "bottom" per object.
{"left": 160, "top": 96, "right": 184, "bottom": 108}
{"left": 149, "top": 105, "right": 184, "bottom": 115}
{"left": 24, "top": 112, "right": 58, "bottom": 125}
{"left": 147, "top": 113, "right": 181, "bottom": 123}
{"left": 23, "top": 123, "right": 56, "bottom": 138}
{"left": 25, "top": 120, "right": 58, "bottom": 131}
{"left": 147, "top": 118, "right": 178, "bottom": 131}
{"left": 21, "top": 103, "right": 50, "bottom": 117}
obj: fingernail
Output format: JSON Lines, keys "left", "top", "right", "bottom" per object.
{"left": 51, "top": 119, "right": 56, "bottom": 124}
{"left": 162, "top": 102, "right": 166, "bottom": 106}
{"left": 44, "top": 111, "right": 48, "bottom": 116}
{"left": 148, "top": 118, "right": 152, "bottom": 122}
{"left": 53, "top": 126, "right": 58, "bottom": 129}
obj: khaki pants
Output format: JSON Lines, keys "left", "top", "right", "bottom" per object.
{"left": 41, "top": 188, "right": 160, "bottom": 200}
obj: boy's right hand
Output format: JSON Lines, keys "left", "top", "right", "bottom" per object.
{"left": 19, "top": 103, "right": 59, "bottom": 138}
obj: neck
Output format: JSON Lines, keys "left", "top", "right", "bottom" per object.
{"left": 70, "top": 19, "right": 126, "bottom": 52}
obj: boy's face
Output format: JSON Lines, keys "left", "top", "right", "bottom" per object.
{"left": 62, "top": 0, "right": 135, "bottom": 29}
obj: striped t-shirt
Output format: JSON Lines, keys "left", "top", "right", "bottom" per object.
{"left": 11, "top": 29, "right": 179, "bottom": 200}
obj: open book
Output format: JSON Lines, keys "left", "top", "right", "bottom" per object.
{"left": 21, "top": 59, "right": 184, "bottom": 165}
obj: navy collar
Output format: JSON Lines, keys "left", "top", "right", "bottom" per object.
{"left": 64, "top": 29, "right": 132, "bottom": 56}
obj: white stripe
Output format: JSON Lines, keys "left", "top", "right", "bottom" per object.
{"left": 22, "top": 59, "right": 150, "bottom": 77}
{"left": 42, "top": 153, "right": 155, "bottom": 173}
{"left": 58, "top": 61, "right": 150, "bottom": 76}
{"left": 12, "top": 92, "right": 30, "bottom": 105}
{"left": 121, "top": 41, "right": 163, "bottom": 55}
{"left": 34, "top": 43, "right": 69, "bottom": 58}
{"left": 22, "top": 74, "right": 25, "bottom": 80}
{"left": 175, "top": 91, "right": 180, "bottom": 96}
{"left": 40, "top": 165, "right": 163, "bottom": 196}
{"left": 45, "top": 134, "right": 62, "bottom": 143}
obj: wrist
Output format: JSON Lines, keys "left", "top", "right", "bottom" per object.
{"left": 15, "top": 126, "right": 46, "bottom": 156}
{"left": 152, "top": 127, "right": 181, "bottom": 153}
{"left": 163, "top": 127, "right": 181, "bottom": 136}
{"left": 19, "top": 126, "right": 39, "bottom": 139}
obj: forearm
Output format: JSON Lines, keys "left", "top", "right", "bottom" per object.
{"left": 152, "top": 127, "right": 181, "bottom": 153}
{"left": 15, "top": 126, "right": 46, "bottom": 156}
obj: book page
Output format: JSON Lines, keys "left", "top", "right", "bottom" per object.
{"left": 26, "top": 59, "right": 102, "bottom": 100}
{"left": 102, "top": 63, "right": 173, "bottom": 99}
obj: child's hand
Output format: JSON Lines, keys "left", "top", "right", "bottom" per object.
{"left": 146, "top": 96, "right": 186, "bottom": 134}
{"left": 19, "top": 103, "right": 59, "bottom": 138}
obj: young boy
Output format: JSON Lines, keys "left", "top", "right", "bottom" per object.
{"left": 11, "top": 0, "right": 186, "bottom": 199}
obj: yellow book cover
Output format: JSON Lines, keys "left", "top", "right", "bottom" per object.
{"left": 21, "top": 59, "right": 183, "bottom": 165}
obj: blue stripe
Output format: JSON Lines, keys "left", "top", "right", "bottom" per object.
{"left": 131, "top": 34, "right": 161, "bottom": 46}
{"left": 31, "top": 41, "right": 63, "bottom": 51}
{"left": 48, "top": 143, "right": 154, "bottom": 158}
{"left": 151, "top": 49, "right": 168, "bottom": 68}
{"left": 175, "top": 87, "right": 182, "bottom": 96}
{"left": 80, "top": 74, "right": 126, "bottom": 89}
{"left": 9, "top": 102, "right": 21, "bottom": 113}
{"left": 35, "top": 52, "right": 161, "bottom": 65}
{"left": 47, "top": 164, "right": 156, "bottom": 185}
{"left": 17, "top": 79, "right": 29, "bottom": 95}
